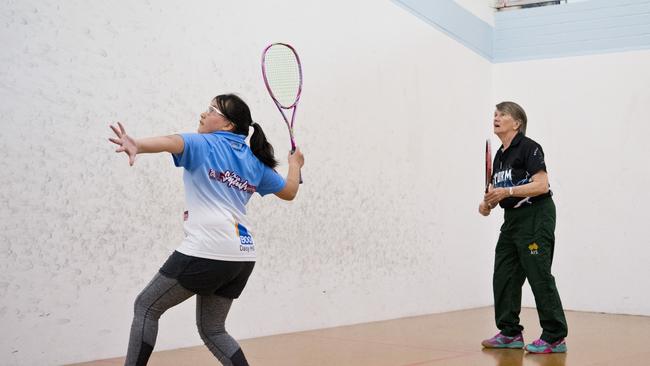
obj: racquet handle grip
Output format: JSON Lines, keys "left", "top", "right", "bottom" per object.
{"left": 290, "top": 147, "right": 303, "bottom": 184}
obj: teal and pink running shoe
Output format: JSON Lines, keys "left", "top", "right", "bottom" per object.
{"left": 481, "top": 332, "right": 525, "bottom": 349}
{"left": 524, "top": 338, "right": 567, "bottom": 353}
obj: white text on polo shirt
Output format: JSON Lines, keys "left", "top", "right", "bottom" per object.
{"left": 208, "top": 169, "right": 257, "bottom": 193}
{"left": 493, "top": 169, "right": 512, "bottom": 186}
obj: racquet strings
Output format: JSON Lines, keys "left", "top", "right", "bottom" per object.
{"left": 264, "top": 45, "right": 301, "bottom": 108}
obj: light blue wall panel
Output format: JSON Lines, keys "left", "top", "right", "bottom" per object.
{"left": 496, "top": 14, "right": 650, "bottom": 43}
{"left": 392, "top": 0, "right": 650, "bottom": 63}
{"left": 494, "top": 0, "right": 650, "bottom": 62}
{"left": 392, "top": 0, "right": 494, "bottom": 60}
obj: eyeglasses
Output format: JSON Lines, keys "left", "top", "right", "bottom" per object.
{"left": 206, "top": 105, "right": 225, "bottom": 117}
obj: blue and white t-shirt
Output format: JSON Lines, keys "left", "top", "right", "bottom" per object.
{"left": 172, "top": 131, "right": 285, "bottom": 261}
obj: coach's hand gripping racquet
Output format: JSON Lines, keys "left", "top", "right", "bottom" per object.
{"left": 485, "top": 139, "right": 492, "bottom": 193}
{"left": 261, "top": 42, "right": 303, "bottom": 182}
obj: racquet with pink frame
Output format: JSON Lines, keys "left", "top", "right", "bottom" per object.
{"left": 485, "top": 139, "right": 492, "bottom": 193}
{"left": 261, "top": 42, "right": 303, "bottom": 181}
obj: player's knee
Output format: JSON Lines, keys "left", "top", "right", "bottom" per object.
{"left": 133, "top": 294, "right": 165, "bottom": 320}
{"left": 196, "top": 324, "right": 209, "bottom": 343}
{"left": 196, "top": 321, "right": 226, "bottom": 341}
{"left": 133, "top": 293, "right": 148, "bottom": 315}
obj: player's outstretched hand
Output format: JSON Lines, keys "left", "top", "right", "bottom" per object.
{"left": 109, "top": 122, "right": 138, "bottom": 166}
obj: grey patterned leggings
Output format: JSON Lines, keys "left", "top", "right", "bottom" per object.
{"left": 124, "top": 273, "right": 249, "bottom": 366}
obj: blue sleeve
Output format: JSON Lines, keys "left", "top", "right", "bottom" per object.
{"left": 256, "top": 165, "right": 286, "bottom": 196}
{"left": 172, "top": 133, "right": 207, "bottom": 171}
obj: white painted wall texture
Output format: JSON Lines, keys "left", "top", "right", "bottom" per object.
{"left": 0, "top": 0, "right": 494, "bottom": 364}
{"left": 493, "top": 50, "right": 650, "bottom": 316}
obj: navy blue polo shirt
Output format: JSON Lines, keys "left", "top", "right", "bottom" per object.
{"left": 492, "top": 133, "right": 552, "bottom": 209}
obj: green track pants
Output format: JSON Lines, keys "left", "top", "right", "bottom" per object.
{"left": 493, "top": 197, "right": 568, "bottom": 343}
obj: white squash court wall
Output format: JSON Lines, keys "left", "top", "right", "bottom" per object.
{"left": 0, "top": 1, "right": 494, "bottom": 364}
{"left": 493, "top": 51, "right": 650, "bottom": 316}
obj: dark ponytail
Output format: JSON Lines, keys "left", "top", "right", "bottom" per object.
{"left": 249, "top": 122, "right": 278, "bottom": 168}
{"left": 214, "top": 94, "right": 278, "bottom": 168}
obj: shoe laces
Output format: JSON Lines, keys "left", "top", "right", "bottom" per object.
{"left": 497, "top": 333, "right": 520, "bottom": 341}
{"left": 532, "top": 339, "right": 549, "bottom": 346}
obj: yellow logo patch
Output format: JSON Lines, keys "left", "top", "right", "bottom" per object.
{"left": 528, "top": 243, "right": 539, "bottom": 255}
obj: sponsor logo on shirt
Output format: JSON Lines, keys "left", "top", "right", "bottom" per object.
{"left": 493, "top": 169, "right": 512, "bottom": 187}
{"left": 208, "top": 169, "right": 257, "bottom": 193}
{"left": 528, "top": 242, "right": 539, "bottom": 255}
{"left": 493, "top": 169, "right": 530, "bottom": 189}
{"left": 235, "top": 223, "right": 255, "bottom": 252}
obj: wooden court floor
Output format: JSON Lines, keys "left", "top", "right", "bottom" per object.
{"left": 70, "top": 307, "right": 650, "bottom": 366}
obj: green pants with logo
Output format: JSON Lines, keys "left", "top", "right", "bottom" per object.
{"left": 493, "top": 197, "right": 568, "bottom": 343}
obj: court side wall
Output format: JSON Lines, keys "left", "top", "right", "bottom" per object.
{"left": 0, "top": 0, "right": 493, "bottom": 364}
{"left": 493, "top": 50, "right": 650, "bottom": 316}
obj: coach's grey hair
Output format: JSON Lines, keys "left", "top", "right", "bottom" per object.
{"left": 496, "top": 101, "right": 527, "bottom": 136}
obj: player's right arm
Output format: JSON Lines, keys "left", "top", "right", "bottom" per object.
{"left": 136, "top": 135, "right": 184, "bottom": 154}
{"left": 109, "top": 122, "right": 184, "bottom": 166}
